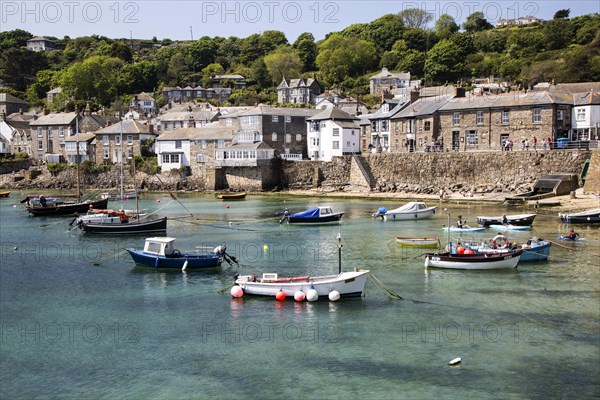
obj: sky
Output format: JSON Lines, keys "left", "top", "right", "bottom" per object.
{"left": 1, "top": 0, "right": 599, "bottom": 42}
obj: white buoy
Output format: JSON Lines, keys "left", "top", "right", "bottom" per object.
{"left": 294, "top": 291, "right": 305, "bottom": 301}
{"left": 231, "top": 285, "right": 244, "bottom": 298}
{"left": 328, "top": 290, "right": 340, "bottom": 301}
{"left": 306, "top": 288, "right": 318, "bottom": 302}
{"left": 182, "top": 261, "right": 188, "bottom": 271}
{"left": 448, "top": 357, "right": 462, "bottom": 366}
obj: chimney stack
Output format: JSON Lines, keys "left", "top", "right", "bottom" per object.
{"left": 454, "top": 87, "right": 466, "bottom": 98}
{"left": 410, "top": 88, "right": 420, "bottom": 104}
{"left": 189, "top": 116, "right": 196, "bottom": 128}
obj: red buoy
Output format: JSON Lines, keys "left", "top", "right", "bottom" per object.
{"left": 457, "top": 246, "right": 465, "bottom": 254}
{"left": 464, "top": 248, "right": 475, "bottom": 255}
{"left": 275, "top": 290, "right": 285, "bottom": 301}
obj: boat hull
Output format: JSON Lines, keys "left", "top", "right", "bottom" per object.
{"left": 467, "top": 242, "right": 550, "bottom": 262}
{"left": 477, "top": 214, "right": 536, "bottom": 227}
{"left": 395, "top": 237, "right": 439, "bottom": 248}
{"left": 288, "top": 213, "right": 343, "bottom": 224}
{"left": 127, "top": 249, "right": 221, "bottom": 269}
{"left": 0, "top": 191, "right": 10, "bottom": 198}
{"left": 217, "top": 192, "right": 247, "bottom": 200}
{"left": 488, "top": 224, "right": 532, "bottom": 231}
{"left": 424, "top": 251, "right": 522, "bottom": 270}
{"left": 81, "top": 217, "right": 167, "bottom": 234}
{"left": 559, "top": 209, "right": 600, "bottom": 224}
{"left": 442, "top": 226, "right": 485, "bottom": 232}
{"left": 26, "top": 199, "right": 109, "bottom": 216}
{"left": 235, "top": 270, "right": 369, "bottom": 298}
{"left": 384, "top": 208, "right": 437, "bottom": 220}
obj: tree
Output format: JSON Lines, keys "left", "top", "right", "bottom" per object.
{"left": 293, "top": 32, "right": 317, "bottom": 72}
{"left": 463, "top": 12, "right": 493, "bottom": 32}
{"left": 398, "top": 8, "right": 432, "bottom": 29}
{"left": 118, "top": 60, "right": 158, "bottom": 94}
{"left": 0, "top": 29, "right": 33, "bottom": 50}
{"left": 554, "top": 9, "right": 570, "bottom": 19}
{"left": 396, "top": 50, "right": 426, "bottom": 77}
{"left": 434, "top": 14, "right": 459, "bottom": 40}
{"left": 201, "top": 63, "right": 225, "bottom": 87}
{"left": 61, "top": 55, "right": 123, "bottom": 105}
{"left": 263, "top": 46, "right": 302, "bottom": 85}
{"left": 424, "top": 39, "right": 464, "bottom": 83}
{"left": 110, "top": 41, "right": 133, "bottom": 63}
{"left": 316, "top": 34, "right": 377, "bottom": 86}
{"left": 167, "top": 52, "right": 187, "bottom": 84}
{"left": 0, "top": 47, "right": 48, "bottom": 91}
{"left": 186, "top": 39, "right": 218, "bottom": 72}
{"left": 26, "top": 69, "right": 62, "bottom": 106}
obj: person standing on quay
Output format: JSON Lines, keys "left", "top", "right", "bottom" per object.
{"left": 532, "top": 136, "right": 537, "bottom": 150}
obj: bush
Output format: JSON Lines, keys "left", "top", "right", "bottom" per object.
{"left": 15, "top": 152, "right": 29, "bottom": 159}
{"left": 47, "top": 163, "right": 68, "bottom": 175}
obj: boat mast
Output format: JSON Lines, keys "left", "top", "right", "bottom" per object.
{"left": 76, "top": 110, "right": 80, "bottom": 203}
{"left": 132, "top": 154, "right": 139, "bottom": 219}
{"left": 120, "top": 119, "right": 124, "bottom": 210}
{"left": 337, "top": 232, "right": 342, "bottom": 274}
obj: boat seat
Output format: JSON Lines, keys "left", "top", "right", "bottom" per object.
{"left": 263, "top": 276, "right": 310, "bottom": 283}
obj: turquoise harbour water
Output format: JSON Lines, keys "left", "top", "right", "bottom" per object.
{"left": 1, "top": 194, "right": 599, "bottom": 399}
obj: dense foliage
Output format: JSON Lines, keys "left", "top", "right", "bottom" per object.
{"left": 0, "top": 9, "right": 598, "bottom": 110}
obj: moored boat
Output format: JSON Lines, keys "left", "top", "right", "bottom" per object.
{"left": 100, "top": 192, "right": 138, "bottom": 200}
{"left": 477, "top": 213, "right": 536, "bottom": 227}
{"left": 285, "top": 207, "right": 343, "bottom": 224}
{"left": 395, "top": 237, "right": 439, "bottom": 248}
{"left": 126, "top": 237, "right": 225, "bottom": 270}
{"left": 374, "top": 202, "right": 438, "bottom": 221}
{"left": 442, "top": 226, "right": 485, "bottom": 232}
{"left": 80, "top": 217, "right": 167, "bottom": 234}
{"left": 0, "top": 191, "right": 10, "bottom": 198}
{"left": 233, "top": 269, "right": 369, "bottom": 299}
{"left": 25, "top": 198, "right": 109, "bottom": 216}
{"left": 559, "top": 208, "right": 600, "bottom": 224}
{"left": 424, "top": 250, "right": 522, "bottom": 270}
{"left": 453, "top": 237, "right": 551, "bottom": 262}
{"left": 217, "top": 192, "right": 247, "bottom": 200}
{"left": 488, "top": 224, "right": 532, "bottom": 231}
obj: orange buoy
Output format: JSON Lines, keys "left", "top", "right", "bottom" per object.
{"left": 275, "top": 290, "right": 285, "bottom": 301}
{"left": 464, "top": 248, "right": 475, "bottom": 255}
{"left": 457, "top": 246, "right": 465, "bottom": 254}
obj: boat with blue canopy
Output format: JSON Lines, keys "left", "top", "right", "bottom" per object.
{"left": 285, "top": 207, "right": 343, "bottom": 224}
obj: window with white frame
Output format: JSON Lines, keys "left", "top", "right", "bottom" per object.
{"left": 532, "top": 108, "right": 542, "bottom": 123}
{"left": 161, "top": 154, "right": 170, "bottom": 163}
{"left": 127, "top": 135, "right": 133, "bottom": 145}
{"left": 576, "top": 108, "right": 586, "bottom": 121}
{"left": 333, "top": 141, "right": 339, "bottom": 149}
{"left": 285, "top": 115, "right": 291, "bottom": 123}
{"left": 272, "top": 133, "right": 277, "bottom": 141}
{"left": 452, "top": 112, "right": 460, "bottom": 126}
{"left": 424, "top": 121, "right": 431, "bottom": 131}
{"left": 201, "top": 140, "right": 207, "bottom": 149}
{"left": 127, "top": 148, "right": 133, "bottom": 158}
{"left": 476, "top": 111, "right": 484, "bottom": 125}
{"left": 175, "top": 140, "right": 182, "bottom": 149}
{"left": 103, "top": 148, "right": 109, "bottom": 159}
{"left": 285, "top": 134, "right": 291, "bottom": 143}
{"left": 557, "top": 110, "right": 564, "bottom": 120}
{"left": 272, "top": 115, "right": 279, "bottom": 122}
{"left": 38, "top": 140, "right": 43, "bottom": 150}
{"left": 346, "top": 141, "right": 351, "bottom": 147}
{"left": 501, "top": 110, "right": 509, "bottom": 124}
{"left": 115, "top": 135, "right": 121, "bottom": 145}
{"left": 103, "top": 135, "right": 109, "bottom": 145}
{"left": 296, "top": 134, "right": 302, "bottom": 141}
{"left": 59, "top": 127, "right": 64, "bottom": 137}
{"left": 217, "top": 139, "right": 224, "bottom": 148}
{"left": 466, "top": 131, "right": 478, "bottom": 146}
{"left": 170, "top": 154, "right": 179, "bottom": 163}
{"left": 196, "top": 154, "right": 205, "bottom": 163}
{"left": 381, "top": 120, "right": 389, "bottom": 131}
{"left": 37, "top": 127, "right": 42, "bottom": 137}
{"left": 226, "top": 118, "right": 232, "bottom": 126}
{"left": 333, "top": 128, "right": 340, "bottom": 136}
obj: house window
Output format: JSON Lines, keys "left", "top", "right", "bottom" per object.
{"left": 452, "top": 112, "right": 460, "bottom": 126}
{"left": 346, "top": 141, "right": 351, "bottom": 147}
{"left": 381, "top": 120, "right": 389, "bottom": 131}
{"left": 37, "top": 127, "right": 42, "bottom": 137}
{"left": 226, "top": 118, "right": 232, "bottom": 127}
{"left": 424, "top": 121, "right": 431, "bottom": 131}
{"left": 466, "top": 131, "right": 478, "bottom": 146}
{"left": 217, "top": 140, "right": 224, "bottom": 148}
{"left": 162, "top": 154, "right": 170, "bottom": 163}
{"left": 38, "top": 140, "right": 43, "bottom": 150}
{"left": 557, "top": 110, "right": 564, "bottom": 121}
{"left": 127, "top": 148, "right": 133, "bottom": 158}
{"left": 103, "top": 148, "right": 109, "bottom": 159}
{"left": 102, "top": 135, "right": 108, "bottom": 145}
{"left": 476, "top": 111, "right": 484, "bottom": 125}
{"left": 333, "top": 128, "right": 340, "bottom": 136}
{"left": 115, "top": 135, "right": 121, "bottom": 145}
{"left": 576, "top": 108, "right": 586, "bottom": 121}
{"left": 170, "top": 154, "right": 179, "bottom": 163}
{"left": 127, "top": 135, "right": 133, "bottom": 145}
{"left": 201, "top": 140, "right": 207, "bottom": 149}
{"left": 59, "top": 127, "right": 64, "bottom": 137}
{"left": 501, "top": 110, "right": 509, "bottom": 124}
{"left": 175, "top": 140, "right": 182, "bottom": 149}
{"left": 371, "top": 121, "right": 377, "bottom": 131}
{"left": 272, "top": 115, "right": 279, "bottom": 122}
{"left": 333, "top": 141, "right": 340, "bottom": 149}
{"left": 285, "top": 134, "right": 291, "bottom": 144}
{"left": 296, "top": 134, "right": 302, "bottom": 141}
{"left": 196, "top": 154, "right": 205, "bottom": 163}
{"left": 285, "top": 115, "right": 291, "bottom": 123}
{"left": 533, "top": 108, "right": 542, "bottom": 124}
{"left": 272, "top": 133, "right": 277, "bottom": 141}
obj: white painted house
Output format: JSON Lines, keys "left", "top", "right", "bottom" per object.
{"left": 306, "top": 108, "right": 360, "bottom": 161}
{"left": 572, "top": 91, "right": 600, "bottom": 141}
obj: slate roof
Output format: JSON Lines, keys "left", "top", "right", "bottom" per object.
{"left": 238, "top": 105, "right": 319, "bottom": 117}
{"left": 306, "top": 107, "right": 358, "bottom": 121}
{"left": 392, "top": 95, "right": 453, "bottom": 118}
{"left": 63, "top": 133, "right": 95, "bottom": 142}
{"left": 157, "top": 110, "right": 220, "bottom": 122}
{"left": 94, "top": 119, "right": 151, "bottom": 134}
{"left": 572, "top": 92, "right": 600, "bottom": 106}
{"left": 0, "top": 93, "right": 28, "bottom": 104}
{"left": 278, "top": 78, "right": 318, "bottom": 89}
{"left": 370, "top": 68, "right": 410, "bottom": 80}
{"left": 438, "top": 91, "right": 573, "bottom": 112}
{"left": 156, "top": 127, "right": 237, "bottom": 141}
{"left": 29, "top": 112, "right": 78, "bottom": 126}
{"left": 532, "top": 82, "right": 600, "bottom": 93}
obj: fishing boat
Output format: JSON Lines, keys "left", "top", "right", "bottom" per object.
{"left": 126, "top": 237, "right": 226, "bottom": 270}
{"left": 476, "top": 213, "right": 536, "bottom": 227}
{"left": 100, "top": 191, "right": 138, "bottom": 200}
{"left": 233, "top": 269, "right": 369, "bottom": 299}
{"left": 285, "top": 207, "right": 343, "bottom": 224}
{"left": 488, "top": 224, "right": 532, "bottom": 231}
{"left": 71, "top": 208, "right": 146, "bottom": 226}
{"left": 453, "top": 237, "right": 551, "bottom": 262}
{"left": 80, "top": 216, "right": 167, "bottom": 234}
{"left": 217, "top": 192, "right": 247, "bottom": 200}
{"left": 558, "top": 208, "right": 600, "bottom": 224}
{"left": 424, "top": 250, "right": 523, "bottom": 270}
{"left": 442, "top": 226, "right": 485, "bottom": 232}
{"left": 24, "top": 197, "right": 109, "bottom": 216}
{"left": 0, "top": 191, "right": 10, "bottom": 198}
{"left": 395, "top": 237, "right": 439, "bottom": 248}
{"left": 374, "top": 202, "right": 437, "bottom": 220}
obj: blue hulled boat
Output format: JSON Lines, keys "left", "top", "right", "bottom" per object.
{"left": 126, "top": 237, "right": 225, "bottom": 270}
{"left": 285, "top": 207, "right": 343, "bottom": 224}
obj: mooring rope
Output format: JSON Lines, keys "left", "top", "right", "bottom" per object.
{"left": 369, "top": 272, "right": 403, "bottom": 300}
